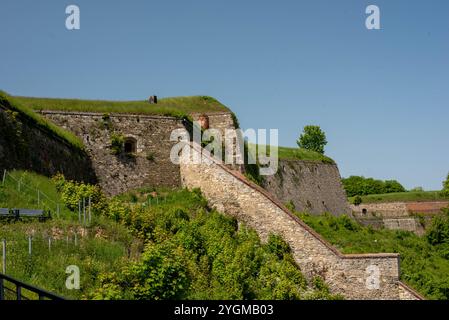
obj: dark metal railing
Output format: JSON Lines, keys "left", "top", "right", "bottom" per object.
{"left": 0, "top": 273, "right": 65, "bottom": 300}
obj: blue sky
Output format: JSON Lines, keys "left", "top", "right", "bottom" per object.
{"left": 1, "top": 0, "right": 448, "bottom": 190}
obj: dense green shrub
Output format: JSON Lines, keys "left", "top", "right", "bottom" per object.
{"left": 53, "top": 174, "right": 108, "bottom": 214}
{"left": 89, "top": 189, "right": 338, "bottom": 300}
{"left": 110, "top": 133, "right": 124, "bottom": 155}
{"left": 426, "top": 209, "right": 449, "bottom": 245}
{"left": 353, "top": 195, "right": 362, "bottom": 206}
{"left": 342, "top": 176, "right": 406, "bottom": 197}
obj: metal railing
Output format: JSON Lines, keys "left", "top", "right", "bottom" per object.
{"left": 0, "top": 273, "right": 65, "bottom": 300}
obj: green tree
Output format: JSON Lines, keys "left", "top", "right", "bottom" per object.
{"left": 297, "top": 125, "right": 327, "bottom": 154}
{"left": 353, "top": 195, "right": 363, "bottom": 206}
{"left": 384, "top": 180, "right": 406, "bottom": 193}
{"left": 342, "top": 176, "right": 406, "bottom": 197}
{"left": 443, "top": 173, "right": 449, "bottom": 196}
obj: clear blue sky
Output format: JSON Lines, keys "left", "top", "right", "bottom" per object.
{"left": 1, "top": 0, "right": 448, "bottom": 190}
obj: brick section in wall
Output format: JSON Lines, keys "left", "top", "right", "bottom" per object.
{"left": 179, "top": 142, "right": 423, "bottom": 300}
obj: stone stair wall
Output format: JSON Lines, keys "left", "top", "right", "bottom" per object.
{"left": 179, "top": 142, "right": 423, "bottom": 300}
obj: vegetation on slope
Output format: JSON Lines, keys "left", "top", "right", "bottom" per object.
{"left": 13, "top": 95, "right": 230, "bottom": 118}
{"left": 88, "top": 187, "right": 341, "bottom": 300}
{"left": 0, "top": 172, "right": 339, "bottom": 300}
{"left": 0, "top": 91, "right": 84, "bottom": 150}
{"left": 248, "top": 144, "right": 334, "bottom": 164}
{"left": 0, "top": 171, "right": 133, "bottom": 299}
{"left": 348, "top": 191, "right": 449, "bottom": 204}
{"left": 292, "top": 210, "right": 449, "bottom": 300}
{"left": 342, "top": 175, "right": 406, "bottom": 198}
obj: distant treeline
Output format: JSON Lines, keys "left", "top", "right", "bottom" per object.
{"left": 342, "top": 176, "right": 406, "bottom": 197}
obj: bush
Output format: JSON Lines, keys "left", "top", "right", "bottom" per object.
{"left": 52, "top": 174, "right": 108, "bottom": 215}
{"left": 110, "top": 133, "right": 124, "bottom": 155}
{"left": 296, "top": 125, "right": 327, "bottom": 154}
{"left": 426, "top": 211, "right": 449, "bottom": 245}
{"left": 90, "top": 189, "right": 340, "bottom": 300}
{"left": 353, "top": 196, "right": 362, "bottom": 206}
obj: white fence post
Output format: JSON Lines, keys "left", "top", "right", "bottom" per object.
{"left": 83, "top": 197, "right": 86, "bottom": 225}
{"left": 78, "top": 200, "right": 81, "bottom": 223}
{"left": 88, "top": 196, "right": 92, "bottom": 224}
{"left": 28, "top": 236, "right": 32, "bottom": 256}
{"left": 2, "top": 169, "right": 6, "bottom": 186}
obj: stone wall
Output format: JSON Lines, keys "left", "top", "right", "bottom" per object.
{"left": 351, "top": 201, "right": 448, "bottom": 235}
{"left": 40, "top": 110, "right": 238, "bottom": 196}
{"left": 179, "top": 143, "right": 422, "bottom": 300}
{"left": 40, "top": 111, "right": 187, "bottom": 195}
{"left": 262, "top": 159, "right": 351, "bottom": 216}
{"left": 0, "top": 105, "right": 95, "bottom": 183}
{"left": 191, "top": 112, "right": 236, "bottom": 133}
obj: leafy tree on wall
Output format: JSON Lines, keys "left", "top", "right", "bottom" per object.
{"left": 297, "top": 125, "right": 327, "bottom": 154}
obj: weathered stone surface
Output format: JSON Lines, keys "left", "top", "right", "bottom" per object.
{"left": 40, "top": 111, "right": 184, "bottom": 195}
{"left": 263, "top": 159, "right": 351, "bottom": 216}
{"left": 0, "top": 106, "right": 95, "bottom": 183}
{"left": 40, "top": 111, "right": 236, "bottom": 195}
{"left": 180, "top": 143, "right": 422, "bottom": 300}
{"left": 351, "top": 201, "right": 448, "bottom": 235}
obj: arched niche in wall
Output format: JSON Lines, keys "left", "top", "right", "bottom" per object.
{"left": 124, "top": 137, "right": 137, "bottom": 153}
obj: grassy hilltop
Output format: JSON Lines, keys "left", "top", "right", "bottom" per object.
{"left": 13, "top": 95, "right": 231, "bottom": 118}
{"left": 348, "top": 191, "right": 449, "bottom": 204}
{"left": 0, "top": 91, "right": 84, "bottom": 150}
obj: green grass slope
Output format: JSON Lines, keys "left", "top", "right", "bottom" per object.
{"left": 349, "top": 191, "right": 449, "bottom": 204}
{"left": 13, "top": 95, "right": 231, "bottom": 118}
{"left": 0, "top": 91, "right": 84, "bottom": 150}
{"left": 249, "top": 143, "right": 335, "bottom": 164}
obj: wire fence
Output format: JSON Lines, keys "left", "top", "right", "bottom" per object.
{"left": 1, "top": 233, "right": 85, "bottom": 275}
{"left": 1, "top": 169, "right": 61, "bottom": 216}
{"left": 1, "top": 169, "right": 95, "bottom": 224}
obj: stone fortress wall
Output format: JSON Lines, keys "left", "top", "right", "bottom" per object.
{"left": 263, "top": 159, "right": 352, "bottom": 216}
{"left": 179, "top": 143, "right": 423, "bottom": 300}
{"left": 39, "top": 110, "right": 236, "bottom": 195}
{"left": 351, "top": 201, "right": 449, "bottom": 235}
{"left": 34, "top": 105, "right": 424, "bottom": 299}
{"left": 0, "top": 104, "right": 95, "bottom": 183}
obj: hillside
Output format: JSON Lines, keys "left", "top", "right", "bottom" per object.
{"left": 13, "top": 95, "right": 231, "bottom": 118}
{"left": 0, "top": 170, "right": 133, "bottom": 299}
{"left": 0, "top": 171, "right": 338, "bottom": 300}
{"left": 295, "top": 211, "right": 449, "bottom": 300}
